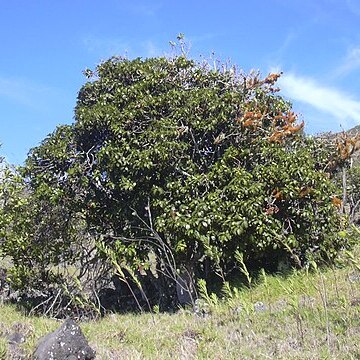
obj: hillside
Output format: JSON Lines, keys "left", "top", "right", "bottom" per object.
{"left": 346, "top": 124, "right": 360, "bottom": 136}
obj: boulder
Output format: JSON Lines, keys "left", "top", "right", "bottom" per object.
{"left": 33, "top": 318, "right": 95, "bottom": 360}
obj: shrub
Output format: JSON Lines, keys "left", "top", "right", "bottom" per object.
{"left": 0, "top": 52, "right": 348, "bottom": 313}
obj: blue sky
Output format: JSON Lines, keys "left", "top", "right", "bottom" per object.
{"left": 1, "top": 0, "right": 360, "bottom": 164}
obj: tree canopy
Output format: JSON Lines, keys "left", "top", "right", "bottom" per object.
{"left": 0, "top": 54, "right": 351, "bottom": 314}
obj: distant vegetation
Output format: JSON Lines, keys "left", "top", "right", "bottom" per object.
{"left": 0, "top": 39, "right": 359, "bottom": 317}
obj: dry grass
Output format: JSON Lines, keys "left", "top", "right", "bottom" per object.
{"left": 0, "top": 248, "right": 359, "bottom": 359}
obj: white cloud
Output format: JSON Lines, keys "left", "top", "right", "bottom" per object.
{"left": 334, "top": 47, "right": 360, "bottom": 77}
{"left": 278, "top": 72, "right": 360, "bottom": 129}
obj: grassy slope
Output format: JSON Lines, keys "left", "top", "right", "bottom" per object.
{"left": 0, "top": 248, "right": 359, "bottom": 360}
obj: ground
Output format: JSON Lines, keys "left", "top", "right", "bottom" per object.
{"left": 0, "top": 247, "right": 359, "bottom": 359}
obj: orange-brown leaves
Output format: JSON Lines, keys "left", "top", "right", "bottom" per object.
{"left": 242, "top": 119, "right": 255, "bottom": 127}
{"left": 244, "top": 71, "right": 283, "bottom": 90}
{"left": 238, "top": 107, "right": 303, "bottom": 144}
{"left": 336, "top": 134, "right": 360, "bottom": 160}
{"left": 321, "top": 133, "right": 360, "bottom": 178}
{"left": 238, "top": 111, "right": 263, "bottom": 128}
{"left": 272, "top": 188, "right": 283, "bottom": 200}
{"left": 263, "top": 189, "right": 283, "bottom": 216}
{"left": 283, "top": 112, "right": 297, "bottom": 125}
{"left": 264, "top": 205, "right": 279, "bottom": 215}
{"left": 268, "top": 113, "right": 304, "bottom": 143}
{"left": 236, "top": 72, "right": 304, "bottom": 143}
{"left": 268, "top": 131, "right": 284, "bottom": 143}
{"left": 243, "top": 112, "right": 262, "bottom": 120}
{"left": 331, "top": 196, "right": 342, "bottom": 209}
{"left": 299, "top": 186, "right": 313, "bottom": 198}
{"left": 264, "top": 72, "right": 283, "bottom": 85}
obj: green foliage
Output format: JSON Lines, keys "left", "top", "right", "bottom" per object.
{"left": 0, "top": 339, "right": 6, "bottom": 360}
{"left": 0, "top": 165, "right": 85, "bottom": 291}
{"left": 235, "top": 251, "right": 252, "bottom": 288}
{"left": 0, "top": 51, "right": 349, "bottom": 312}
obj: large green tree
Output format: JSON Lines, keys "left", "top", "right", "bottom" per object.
{"left": 0, "top": 54, "right": 348, "bottom": 312}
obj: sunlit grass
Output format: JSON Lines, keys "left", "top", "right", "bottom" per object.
{"left": 0, "top": 247, "right": 359, "bottom": 359}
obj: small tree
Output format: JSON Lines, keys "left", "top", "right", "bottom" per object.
{"left": 0, "top": 53, "right": 349, "bottom": 313}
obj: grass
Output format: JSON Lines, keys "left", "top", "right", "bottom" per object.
{"left": 0, "top": 248, "right": 359, "bottom": 359}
